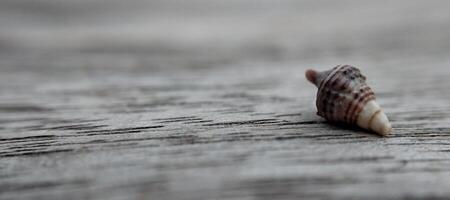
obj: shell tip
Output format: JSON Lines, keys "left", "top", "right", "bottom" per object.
{"left": 379, "top": 122, "right": 392, "bottom": 136}
{"left": 305, "top": 69, "right": 318, "bottom": 85}
{"left": 371, "top": 111, "right": 392, "bottom": 136}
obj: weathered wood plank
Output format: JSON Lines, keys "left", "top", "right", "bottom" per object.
{"left": 1, "top": 0, "right": 450, "bottom": 199}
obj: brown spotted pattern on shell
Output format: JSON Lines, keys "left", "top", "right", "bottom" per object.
{"left": 306, "top": 65, "right": 392, "bottom": 136}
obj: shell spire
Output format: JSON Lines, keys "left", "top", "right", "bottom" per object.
{"left": 305, "top": 65, "right": 392, "bottom": 136}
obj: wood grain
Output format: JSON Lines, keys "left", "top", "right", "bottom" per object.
{"left": 1, "top": 0, "right": 450, "bottom": 199}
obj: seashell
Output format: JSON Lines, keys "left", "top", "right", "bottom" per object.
{"left": 305, "top": 65, "right": 392, "bottom": 136}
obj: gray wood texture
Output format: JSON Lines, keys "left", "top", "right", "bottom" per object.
{"left": 1, "top": 0, "right": 450, "bottom": 199}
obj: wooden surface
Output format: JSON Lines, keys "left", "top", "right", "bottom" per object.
{"left": 1, "top": 1, "right": 450, "bottom": 199}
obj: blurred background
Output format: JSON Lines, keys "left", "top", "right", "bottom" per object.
{"left": 2, "top": 0, "right": 450, "bottom": 73}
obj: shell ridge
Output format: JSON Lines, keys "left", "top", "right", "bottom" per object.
{"left": 324, "top": 65, "right": 351, "bottom": 122}
{"left": 317, "top": 65, "right": 348, "bottom": 120}
{"left": 317, "top": 65, "right": 344, "bottom": 94}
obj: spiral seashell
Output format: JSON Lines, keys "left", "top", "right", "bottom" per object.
{"left": 305, "top": 65, "right": 392, "bottom": 136}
